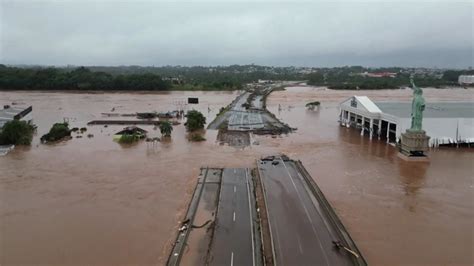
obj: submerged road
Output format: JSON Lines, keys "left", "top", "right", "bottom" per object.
{"left": 259, "top": 158, "right": 354, "bottom": 266}
{"left": 209, "top": 168, "right": 256, "bottom": 266}
{"left": 228, "top": 92, "right": 264, "bottom": 131}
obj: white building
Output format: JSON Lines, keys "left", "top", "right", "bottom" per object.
{"left": 339, "top": 96, "right": 474, "bottom": 147}
{"left": 458, "top": 75, "right": 474, "bottom": 85}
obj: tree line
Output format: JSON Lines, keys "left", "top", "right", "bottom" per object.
{"left": 0, "top": 65, "right": 172, "bottom": 91}
{"left": 306, "top": 68, "right": 474, "bottom": 90}
{"left": 1, "top": 64, "right": 472, "bottom": 91}
{"left": 0, "top": 65, "right": 305, "bottom": 91}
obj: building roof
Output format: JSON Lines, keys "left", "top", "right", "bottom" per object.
{"left": 355, "top": 96, "right": 382, "bottom": 113}
{"left": 375, "top": 102, "right": 474, "bottom": 118}
{"left": 115, "top": 126, "right": 148, "bottom": 135}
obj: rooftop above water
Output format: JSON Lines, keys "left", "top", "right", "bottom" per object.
{"left": 375, "top": 102, "right": 474, "bottom": 118}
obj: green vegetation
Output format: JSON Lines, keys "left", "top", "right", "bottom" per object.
{"left": 218, "top": 121, "right": 229, "bottom": 130}
{"left": 306, "top": 66, "right": 474, "bottom": 90}
{"left": 159, "top": 121, "right": 173, "bottom": 137}
{"left": 214, "top": 106, "right": 230, "bottom": 121}
{"left": 1, "top": 64, "right": 472, "bottom": 91}
{"left": 218, "top": 107, "right": 226, "bottom": 116}
{"left": 119, "top": 133, "right": 140, "bottom": 143}
{"left": 40, "top": 122, "right": 71, "bottom": 143}
{"left": 0, "top": 66, "right": 171, "bottom": 91}
{"left": 185, "top": 110, "right": 206, "bottom": 131}
{"left": 0, "top": 120, "right": 36, "bottom": 145}
{"left": 0, "top": 65, "right": 299, "bottom": 91}
{"left": 189, "top": 133, "right": 206, "bottom": 142}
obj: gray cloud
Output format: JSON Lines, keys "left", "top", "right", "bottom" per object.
{"left": 1, "top": 0, "right": 472, "bottom": 67}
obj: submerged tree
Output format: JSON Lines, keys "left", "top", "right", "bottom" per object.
{"left": 159, "top": 121, "right": 173, "bottom": 137}
{"left": 0, "top": 120, "right": 36, "bottom": 145}
{"left": 40, "top": 122, "right": 71, "bottom": 143}
{"left": 119, "top": 133, "right": 140, "bottom": 143}
{"left": 189, "top": 132, "right": 206, "bottom": 142}
{"left": 185, "top": 110, "right": 206, "bottom": 131}
{"left": 305, "top": 101, "right": 321, "bottom": 110}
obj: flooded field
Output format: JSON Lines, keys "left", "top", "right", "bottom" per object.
{"left": 1, "top": 88, "right": 473, "bottom": 265}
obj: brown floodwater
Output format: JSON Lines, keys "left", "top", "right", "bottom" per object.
{"left": 0, "top": 88, "right": 473, "bottom": 265}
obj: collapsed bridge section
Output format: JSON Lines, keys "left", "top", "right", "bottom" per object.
{"left": 258, "top": 156, "right": 367, "bottom": 265}
{"left": 167, "top": 157, "right": 366, "bottom": 266}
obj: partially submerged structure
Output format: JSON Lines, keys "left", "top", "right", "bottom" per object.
{"left": 113, "top": 126, "right": 147, "bottom": 140}
{"left": 0, "top": 145, "right": 15, "bottom": 156}
{"left": 167, "top": 157, "right": 366, "bottom": 266}
{"left": 137, "top": 110, "right": 182, "bottom": 119}
{"left": 0, "top": 105, "right": 33, "bottom": 129}
{"left": 458, "top": 75, "right": 474, "bottom": 86}
{"left": 0, "top": 105, "right": 33, "bottom": 155}
{"left": 339, "top": 96, "right": 473, "bottom": 147}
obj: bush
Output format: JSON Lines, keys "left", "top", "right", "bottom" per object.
{"left": 219, "top": 107, "right": 226, "bottom": 114}
{"left": 41, "top": 122, "right": 71, "bottom": 143}
{"left": 305, "top": 101, "right": 320, "bottom": 107}
{"left": 185, "top": 110, "right": 206, "bottom": 131}
{"left": 189, "top": 133, "right": 206, "bottom": 142}
{"left": 159, "top": 121, "right": 173, "bottom": 137}
{"left": 0, "top": 120, "right": 36, "bottom": 145}
{"left": 119, "top": 133, "right": 140, "bottom": 143}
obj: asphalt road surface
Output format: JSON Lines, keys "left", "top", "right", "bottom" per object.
{"left": 228, "top": 111, "right": 264, "bottom": 131}
{"left": 259, "top": 158, "right": 354, "bottom": 266}
{"left": 228, "top": 92, "right": 264, "bottom": 131}
{"left": 209, "top": 168, "right": 256, "bottom": 266}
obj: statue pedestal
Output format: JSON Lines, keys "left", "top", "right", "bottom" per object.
{"left": 398, "top": 129, "right": 430, "bottom": 162}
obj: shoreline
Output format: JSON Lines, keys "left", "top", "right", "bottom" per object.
{"left": 0, "top": 85, "right": 471, "bottom": 94}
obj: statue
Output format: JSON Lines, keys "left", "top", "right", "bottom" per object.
{"left": 409, "top": 77, "right": 425, "bottom": 131}
{"left": 398, "top": 77, "right": 430, "bottom": 161}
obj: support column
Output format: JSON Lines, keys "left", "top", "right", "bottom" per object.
{"left": 339, "top": 109, "right": 343, "bottom": 125}
{"left": 369, "top": 118, "right": 374, "bottom": 140}
{"left": 386, "top": 122, "right": 391, "bottom": 143}
{"left": 378, "top": 119, "right": 382, "bottom": 140}
{"left": 347, "top": 112, "right": 351, "bottom": 127}
{"left": 360, "top": 116, "right": 365, "bottom": 136}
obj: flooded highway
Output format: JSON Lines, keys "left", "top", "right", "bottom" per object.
{"left": 259, "top": 157, "right": 357, "bottom": 265}
{"left": 0, "top": 87, "right": 473, "bottom": 265}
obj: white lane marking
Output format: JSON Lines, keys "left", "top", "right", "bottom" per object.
{"left": 234, "top": 186, "right": 236, "bottom": 193}
{"left": 297, "top": 172, "right": 334, "bottom": 235}
{"left": 245, "top": 169, "right": 256, "bottom": 266}
{"left": 233, "top": 211, "right": 236, "bottom": 222}
{"left": 302, "top": 204, "right": 313, "bottom": 223}
{"left": 296, "top": 234, "right": 304, "bottom": 254}
{"left": 280, "top": 158, "right": 330, "bottom": 266}
{"left": 272, "top": 215, "right": 284, "bottom": 266}
{"left": 230, "top": 251, "right": 234, "bottom": 266}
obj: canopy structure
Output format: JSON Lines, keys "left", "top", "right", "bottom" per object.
{"left": 339, "top": 96, "right": 474, "bottom": 147}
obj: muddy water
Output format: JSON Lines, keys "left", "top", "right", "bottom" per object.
{"left": 1, "top": 88, "right": 473, "bottom": 265}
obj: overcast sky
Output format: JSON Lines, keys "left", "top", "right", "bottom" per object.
{"left": 0, "top": 0, "right": 472, "bottom": 68}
